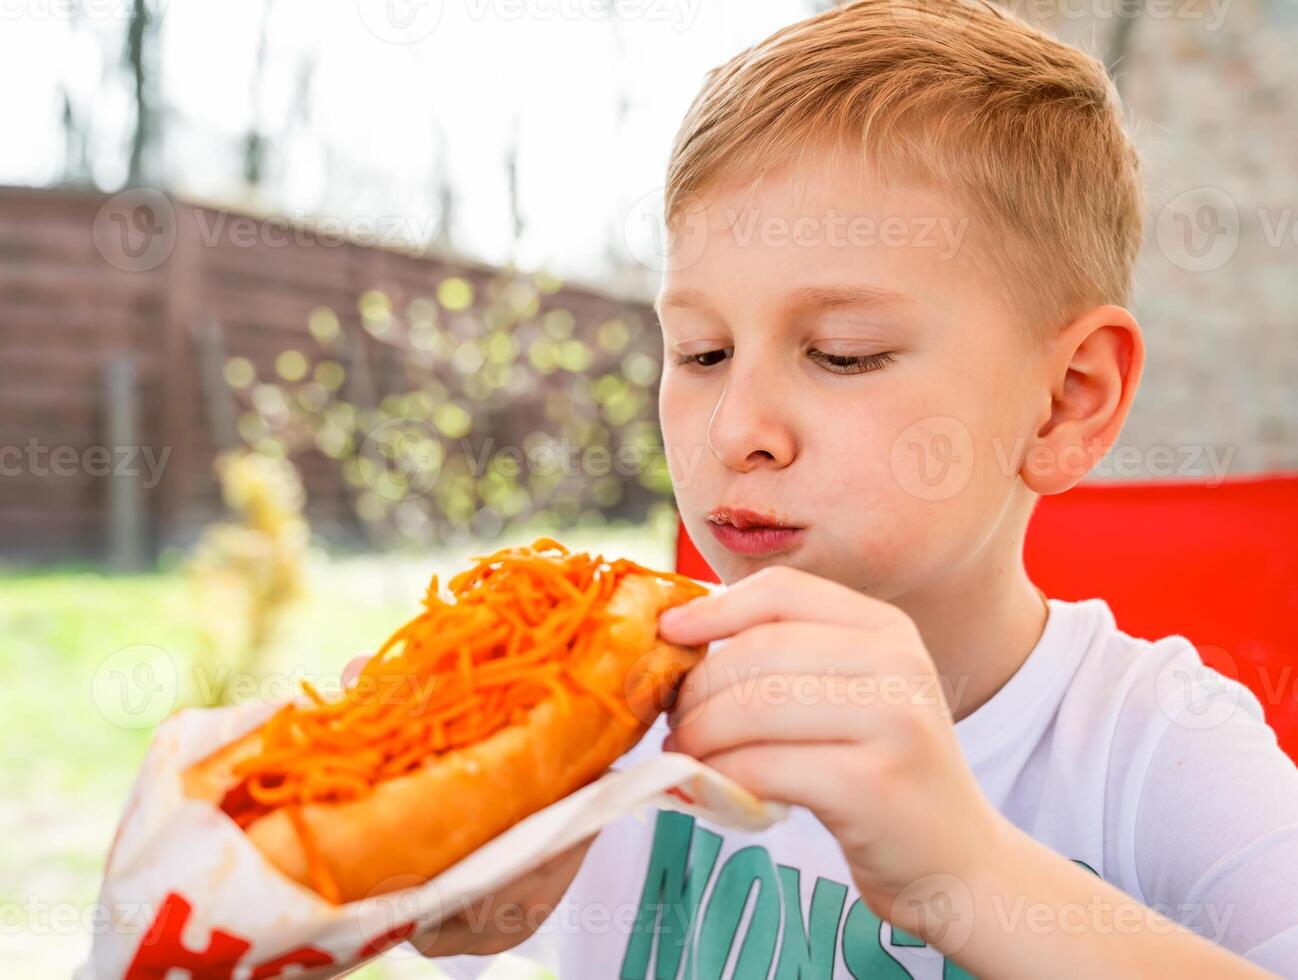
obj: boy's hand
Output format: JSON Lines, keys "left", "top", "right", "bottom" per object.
{"left": 657, "top": 565, "right": 1001, "bottom": 939}
{"left": 407, "top": 833, "right": 597, "bottom": 958}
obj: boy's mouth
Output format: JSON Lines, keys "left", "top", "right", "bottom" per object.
{"left": 704, "top": 507, "right": 807, "bottom": 558}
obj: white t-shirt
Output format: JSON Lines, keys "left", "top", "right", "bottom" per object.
{"left": 432, "top": 597, "right": 1298, "bottom": 978}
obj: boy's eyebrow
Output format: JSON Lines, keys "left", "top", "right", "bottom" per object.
{"left": 783, "top": 283, "right": 913, "bottom": 313}
{"left": 654, "top": 287, "right": 710, "bottom": 320}
{"left": 655, "top": 283, "right": 911, "bottom": 321}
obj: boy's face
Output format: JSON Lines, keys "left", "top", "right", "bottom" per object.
{"left": 656, "top": 154, "right": 1047, "bottom": 599}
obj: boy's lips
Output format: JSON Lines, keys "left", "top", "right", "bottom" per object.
{"left": 704, "top": 507, "right": 807, "bottom": 557}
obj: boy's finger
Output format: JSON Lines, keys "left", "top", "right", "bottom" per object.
{"left": 665, "top": 621, "right": 897, "bottom": 728}
{"left": 658, "top": 565, "right": 899, "bottom": 644}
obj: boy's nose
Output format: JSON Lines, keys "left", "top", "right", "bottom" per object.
{"left": 706, "top": 367, "right": 797, "bottom": 472}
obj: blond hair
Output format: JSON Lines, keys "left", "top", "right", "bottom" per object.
{"left": 664, "top": 0, "right": 1144, "bottom": 336}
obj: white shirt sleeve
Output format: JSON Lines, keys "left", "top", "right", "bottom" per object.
{"left": 1132, "top": 672, "right": 1298, "bottom": 971}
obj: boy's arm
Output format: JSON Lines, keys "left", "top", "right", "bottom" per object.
{"left": 908, "top": 815, "right": 1277, "bottom": 978}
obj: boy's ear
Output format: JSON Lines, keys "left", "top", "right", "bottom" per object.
{"left": 1021, "top": 304, "right": 1145, "bottom": 496}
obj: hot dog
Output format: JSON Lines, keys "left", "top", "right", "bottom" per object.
{"left": 182, "top": 537, "right": 709, "bottom": 904}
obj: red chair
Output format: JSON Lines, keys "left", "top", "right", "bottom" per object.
{"left": 674, "top": 475, "right": 1298, "bottom": 762}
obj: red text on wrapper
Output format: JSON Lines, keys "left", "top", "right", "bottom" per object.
{"left": 123, "top": 892, "right": 416, "bottom": 979}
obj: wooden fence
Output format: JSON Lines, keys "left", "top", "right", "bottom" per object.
{"left": 0, "top": 186, "right": 657, "bottom": 563}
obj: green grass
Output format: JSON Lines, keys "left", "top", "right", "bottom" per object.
{"left": 0, "top": 521, "right": 671, "bottom": 978}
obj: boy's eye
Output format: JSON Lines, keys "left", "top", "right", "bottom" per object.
{"left": 670, "top": 347, "right": 896, "bottom": 374}
{"left": 807, "top": 349, "right": 897, "bottom": 375}
{"left": 673, "top": 348, "right": 732, "bottom": 369}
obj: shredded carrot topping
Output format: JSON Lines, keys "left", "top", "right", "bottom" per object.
{"left": 221, "top": 536, "right": 707, "bottom": 901}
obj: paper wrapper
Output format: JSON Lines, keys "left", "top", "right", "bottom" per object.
{"left": 77, "top": 699, "right": 787, "bottom": 979}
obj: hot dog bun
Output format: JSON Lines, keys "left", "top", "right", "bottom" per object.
{"left": 183, "top": 563, "right": 706, "bottom": 903}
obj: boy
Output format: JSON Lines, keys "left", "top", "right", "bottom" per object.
{"left": 416, "top": 0, "right": 1298, "bottom": 975}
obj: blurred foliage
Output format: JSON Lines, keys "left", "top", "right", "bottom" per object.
{"left": 224, "top": 265, "right": 679, "bottom": 548}
{"left": 186, "top": 450, "right": 311, "bottom": 706}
